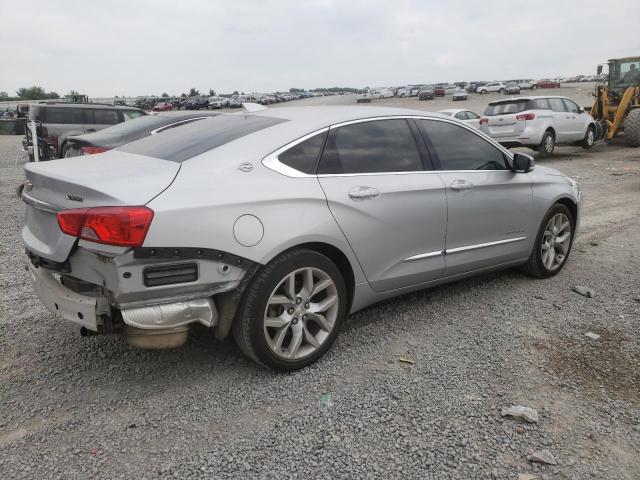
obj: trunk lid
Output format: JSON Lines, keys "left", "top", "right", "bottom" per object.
{"left": 22, "top": 151, "right": 179, "bottom": 262}
{"left": 482, "top": 99, "right": 531, "bottom": 138}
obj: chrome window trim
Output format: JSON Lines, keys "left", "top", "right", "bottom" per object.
{"left": 262, "top": 115, "right": 515, "bottom": 178}
{"left": 150, "top": 117, "right": 208, "bottom": 135}
{"left": 403, "top": 250, "right": 443, "bottom": 262}
{"left": 262, "top": 127, "right": 329, "bottom": 178}
{"left": 446, "top": 236, "right": 527, "bottom": 254}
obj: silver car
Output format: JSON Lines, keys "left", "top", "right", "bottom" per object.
{"left": 480, "top": 96, "right": 597, "bottom": 157}
{"left": 21, "top": 106, "right": 582, "bottom": 370}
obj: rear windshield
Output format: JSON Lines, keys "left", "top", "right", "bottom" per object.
{"left": 119, "top": 114, "right": 287, "bottom": 162}
{"left": 484, "top": 99, "right": 551, "bottom": 116}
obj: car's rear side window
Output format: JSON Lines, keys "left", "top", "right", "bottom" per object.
{"left": 419, "top": 120, "right": 507, "bottom": 171}
{"left": 317, "top": 119, "right": 423, "bottom": 174}
{"left": 123, "top": 110, "right": 145, "bottom": 121}
{"left": 119, "top": 115, "right": 287, "bottom": 162}
{"left": 39, "top": 107, "right": 82, "bottom": 124}
{"left": 528, "top": 98, "right": 550, "bottom": 110}
{"left": 278, "top": 132, "right": 327, "bottom": 174}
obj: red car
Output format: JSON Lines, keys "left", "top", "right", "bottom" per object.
{"left": 152, "top": 102, "right": 173, "bottom": 112}
{"left": 535, "top": 79, "right": 561, "bottom": 89}
{"left": 434, "top": 86, "right": 446, "bottom": 96}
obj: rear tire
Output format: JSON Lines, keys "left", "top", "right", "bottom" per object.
{"left": 581, "top": 125, "right": 596, "bottom": 149}
{"left": 538, "top": 130, "right": 555, "bottom": 158}
{"left": 232, "top": 249, "right": 347, "bottom": 371}
{"left": 521, "top": 203, "right": 575, "bottom": 278}
{"left": 623, "top": 109, "right": 640, "bottom": 147}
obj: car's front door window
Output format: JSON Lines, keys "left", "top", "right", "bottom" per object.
{"left": 418, "top": 120, "right": 507, "bottom": 170}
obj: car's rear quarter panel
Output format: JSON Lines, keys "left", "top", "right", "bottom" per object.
{"left": 143, "top": 138, "right": 367, "bottom": 286}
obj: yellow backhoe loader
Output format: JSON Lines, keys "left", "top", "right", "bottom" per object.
{"left": 590, "top": 56, "right": 640, "bottom": 147}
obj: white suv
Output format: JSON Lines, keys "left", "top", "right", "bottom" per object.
{"left": 479, "top": 96, "right": 597, "bottom": 157}
{"left": 477, "top": 82, "right": 506, "bottom": 94}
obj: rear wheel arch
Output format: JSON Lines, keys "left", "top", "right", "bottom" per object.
{"left": 277, "top": 242, "right": 355, "bottom": 313}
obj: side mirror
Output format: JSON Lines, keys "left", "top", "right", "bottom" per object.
{"left": 597, "top": 65, "right": 603, "bottom": 75}
{"left": 512, "top": 152, "right": 535, "bottom": 173}
{"left": 578, "top": 106, "right": 585, "bottom": 113}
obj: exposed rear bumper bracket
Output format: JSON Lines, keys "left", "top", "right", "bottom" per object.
{"left": 133, "top": 247, "right": 255, "bottom": 268}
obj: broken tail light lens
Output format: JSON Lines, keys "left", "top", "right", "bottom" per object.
{"left": 56, "top": 206, "right": 154, "bottom": 247}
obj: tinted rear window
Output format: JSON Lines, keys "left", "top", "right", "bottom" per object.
{"left": 484, "top": 101, "right": 529, "bottom": 116}
{"left": 119, "top": 115, "right": 286, "bottom": 162}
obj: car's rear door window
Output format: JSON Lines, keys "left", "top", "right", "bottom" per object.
{"left": 119, "top": 114, "right": 287, "bottom": 162}
{"left": 92, "top": 109, "right": 119, "bottom": 125}
{"left": 528, "top": 98, "right": 550, "bottom": 110}
{"left": 278, "top": 131, "right": 327, "bottom": 174}
{"left": 419, "top": 119, "right": 507, "bottom": 171}
{"left": 317, "top": 119, "right": 423, "bottom": 174}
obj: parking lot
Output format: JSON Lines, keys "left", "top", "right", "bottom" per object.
{"left": 1, "top": 91, "right": 639, "bottom": 480}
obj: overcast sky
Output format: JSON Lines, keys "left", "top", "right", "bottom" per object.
{"left": 2, "top": 0, "right": 639, "bottom": 97}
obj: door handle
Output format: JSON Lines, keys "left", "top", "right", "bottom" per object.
{"left": 449, "top": 179, "right": 473, "bottom": 192}
{"left": 348, "top": 186, "right": 380, "bottom": 201}
{"left": 86, "top": 128, "right": 96, "bottom": 132}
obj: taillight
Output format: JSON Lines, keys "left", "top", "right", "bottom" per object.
{"left": 479, "top": 118, "right": 489, "bottom": 125}
{"left": 80, "top": 146, "right": 111, "bottom": 155}
{"left": 516, "top": 112, "right": 536, "bottom": 121}
{"left": 56, "top": 206, "right": 154, "bottom": 247}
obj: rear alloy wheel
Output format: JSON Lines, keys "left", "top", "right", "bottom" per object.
{"left": 521, "top": 204, "right": 575, "bottom": 278}
{"left": 538, "top": 130, "right": 555, "bottom": 158}
{"left": 581, "top": 125, "right": 595, "bottom": 149}
{"left": 233, "top": 249, "right": 347, "bottom": 370}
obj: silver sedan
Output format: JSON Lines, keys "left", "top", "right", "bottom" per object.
{"left": 21, "top": 106, "right": 582, "bottom": 370}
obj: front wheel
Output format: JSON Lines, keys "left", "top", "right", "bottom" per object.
{"left": 581, "top": 125, "right": 595, "bottom": 149}
{"left": 233, "top": 249, "right": 347, "bottom": 371}
{"left": 538, "top": 130, "right": 555, "bottom": 158}
{"left": 521, "top": 204, "right": 575, "bottom": 278}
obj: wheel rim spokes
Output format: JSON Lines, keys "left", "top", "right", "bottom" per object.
{"left": 264, "top": 267, "right": 339, "bottom": 360}
{"left": 541, "top": 213, "right": 571, "bottom": 271}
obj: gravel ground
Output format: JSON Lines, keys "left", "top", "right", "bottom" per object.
{"left": 1, "top": 122, "right": 639, "bottom": 479}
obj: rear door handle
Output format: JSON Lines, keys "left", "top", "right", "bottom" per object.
{"left": 450, "top": 179, "right": 473, "bottom": 192}
{"left": 348, "top": 186, "right": 380, "bottom": 201}
{"left": 86, "top": 128, "right": 96, "bottom": 132}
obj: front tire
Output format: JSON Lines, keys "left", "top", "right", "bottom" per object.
{"left": 232, "top": 249, "right": 347, "bottom": 371}
{"left": 623, "top": 109, "right": 640, "bottom": 147}
{"left": 521, "top": 204, "right": 575, "bottom": 278}
{"left": 538, "top": 130, "right": 555, "bottom": 158}
{"left": 581, "top": 125, "right": 596, "bottom": 149}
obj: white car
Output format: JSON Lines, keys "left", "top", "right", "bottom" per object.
{"left": 479, "top": 96, "right": 597, "bottom": 157}
{"left": 478, "top": 82, "right": 506, "bottom": 94}
{"left": 444, "top": 86, "right": 458, "bottom": 95}
{"left": 452, "top": 89, "right": 468, "bottom": 101}
{"left": 371, "top": 88, "right": 394, "bottom": 99}
{"left": 397, "top": 87, "right": 419, "bottom": 97}
{"left": 356, "top": 90, "right": 373, "bottom": 103}
{"left": 510, "top": 79, "right": 535, "bottom": 90}
{"left": 438, "top": 109, "right": 482, "bottom": 129}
